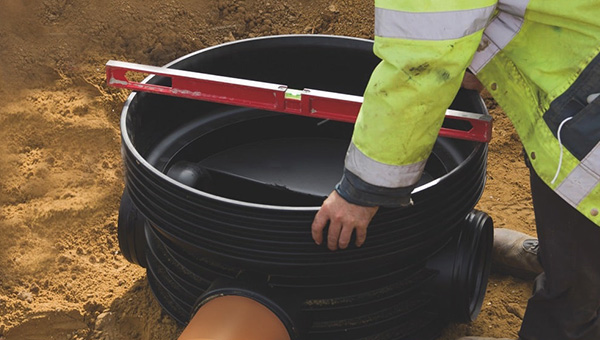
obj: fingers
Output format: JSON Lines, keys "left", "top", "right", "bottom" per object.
{"left": 338, "top": 224, "right": 355, "bottom": 250}
{"left": 461, "top": 72, "right": 484, "bottom": 92}
{"left": 311, "top": 208, "right": 328, "bottom": 245}
{"left": 355, "top": 226, "right": 367, "bottom": 247}
{"left": 312, "top": 190, "right": 378, "bottom": 251}
{"left": 327, "top": 220, "right": 342, "bottom": 251}
{"left": 311, "top": 206, "right": 357, "bottom": 251}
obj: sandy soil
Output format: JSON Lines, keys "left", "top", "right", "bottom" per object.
{"left": 0, "top": 0, "right": 535, "bottom": 339}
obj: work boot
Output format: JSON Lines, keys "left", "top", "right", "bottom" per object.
{"left": 457, "top": 337, "right": 516, "bottom": 340}
{"left": 492, "top": 228, "right": 543, "bottom": 280}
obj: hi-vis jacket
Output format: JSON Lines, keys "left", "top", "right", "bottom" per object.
{"left": 336, "top": 0, "right": 600, "bottom": 226}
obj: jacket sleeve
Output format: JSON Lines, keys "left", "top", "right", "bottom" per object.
{"left": 336, "top": 0, "right": 497, "bottom": 207}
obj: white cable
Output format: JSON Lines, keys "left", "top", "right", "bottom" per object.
{"left": 551, "top": 116, "right": 574, "bottom": 184}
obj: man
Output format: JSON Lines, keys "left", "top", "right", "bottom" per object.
{"left": 311, "top": 1, "right": 600, "bottom": 340}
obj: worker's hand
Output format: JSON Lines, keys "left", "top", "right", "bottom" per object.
{"left": 312, "top": 191, "right": 379, "bottom": 251}
{"left": 461, "top": 71, "right": 484, "bottom": 92}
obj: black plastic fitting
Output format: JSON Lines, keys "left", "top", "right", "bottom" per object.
{"left": 116, "top": 35, "right": 493, "bottom": 340}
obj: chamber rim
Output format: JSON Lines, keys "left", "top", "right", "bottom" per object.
{"left": 120, "top": 34, "right": 486, "bottom": 211}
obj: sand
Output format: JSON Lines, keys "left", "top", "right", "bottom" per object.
{"left": 0, "top": 1, "right": 534, "bottom": 339}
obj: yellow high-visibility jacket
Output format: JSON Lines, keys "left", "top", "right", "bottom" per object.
{"left": 336, "top": 0, "right": 600, "bottom": 226}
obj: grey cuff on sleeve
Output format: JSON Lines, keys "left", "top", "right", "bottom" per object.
{"left": 335, "top": 168, "right": 415, "bottom": 207}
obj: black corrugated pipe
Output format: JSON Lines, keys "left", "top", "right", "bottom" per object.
{"left": 116, "top": 35, "right": 493, "bottom": 340}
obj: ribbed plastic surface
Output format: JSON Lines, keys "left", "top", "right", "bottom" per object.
{"left": 118, "top": 35, "right": 491, "bottom": 339}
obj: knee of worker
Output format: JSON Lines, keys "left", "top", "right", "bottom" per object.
{"left": 548, "top": 282, "right": 600, "bottom": 340}
{"left": 536, "top": 237, "right": 600, "bottom": 304}
{"left": 570, "top": 270, "right": 600, "bottom": 308}
{"left": 531, "top": 269, "right": 600, "bottom": 314}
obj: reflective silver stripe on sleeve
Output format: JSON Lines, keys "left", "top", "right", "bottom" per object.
{"left": 375, "top": 5, "right": 496, "bottom": 41}
{"left": 345, "top": 142, "right": 427, "bottom": 188}
{"left": 498, "top": 0, "right": 529, "bottom": 16}
{"left": 556, "top": 141, "right": 600, "bottom": 206}
{"left": 469, "top": 0, "right": 530, "bottom": 74}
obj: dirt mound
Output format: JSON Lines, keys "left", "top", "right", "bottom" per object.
{"left": 0, "top": 0, "right": 533, "bottom": 339}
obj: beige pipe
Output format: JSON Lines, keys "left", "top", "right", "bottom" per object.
{"left": 178, "top": 295, "right": 291, "bottom": 340}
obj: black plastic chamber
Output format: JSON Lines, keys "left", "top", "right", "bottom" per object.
{"left": 117, "top": 35, "right": 493, "bottom": 340}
